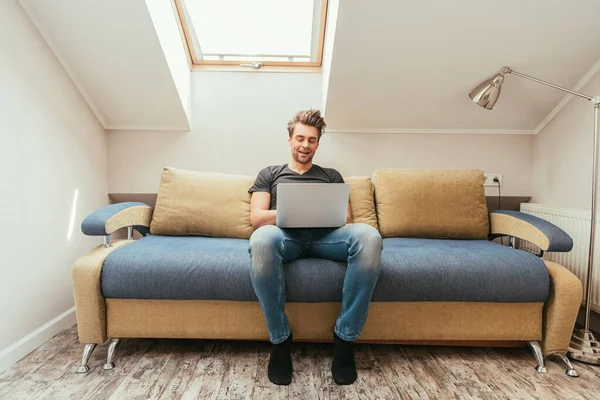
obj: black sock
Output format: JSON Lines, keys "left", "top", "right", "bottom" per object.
{"left": 268, "top": 332, "right": 293, "bottom": 385}
{"left": 331, "top": 332, "right": 357, "bottom": 385}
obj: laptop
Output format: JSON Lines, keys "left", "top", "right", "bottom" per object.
{"left": 276, "top": 183, "right": 350, "bottom": 228}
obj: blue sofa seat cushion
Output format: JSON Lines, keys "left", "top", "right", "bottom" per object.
{"left": 377, "top": 238, "right": 548, "bottom": 302}
{"left": 101, "top": 236, "right": 549, "bottom": 303}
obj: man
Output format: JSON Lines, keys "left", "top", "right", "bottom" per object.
{"left": 247, "top": 109, "right": 383, "bottom": 386}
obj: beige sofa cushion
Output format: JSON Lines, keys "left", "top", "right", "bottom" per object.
{"left": 373, "top": 169, "right": 489, "bottom": 239}
{"left": 150, "top": 167, "right": 254, "bottom": 239}
{"left": 345, "top": 176, "right": 378, "bottom": 230}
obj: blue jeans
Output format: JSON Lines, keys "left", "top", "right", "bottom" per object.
{"left": 248, "top": 223, "right": 383, "bottom": 344}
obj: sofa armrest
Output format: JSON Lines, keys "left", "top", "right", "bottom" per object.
{"left": 81, "top": 202, "right": 153, "bottom": 236}
{"left": 73, "top": 240, "right": 133, "bottom": 344}
{"left": 541, "top": 261, "right": 583, "bottom": 355}
{"left": 489, "top": 210, "right": 573, "bottom": 252}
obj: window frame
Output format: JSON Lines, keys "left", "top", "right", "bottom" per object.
{"left": 172, "top": 0, "right": 328, "bottom": 69}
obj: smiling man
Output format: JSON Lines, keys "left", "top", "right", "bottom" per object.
{"left": 247, "top": 109, "right": 383, "bottom": 386}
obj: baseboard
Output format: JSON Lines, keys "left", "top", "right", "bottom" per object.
{"left": 0, "top": 307, "right": 76, "bottom": 373}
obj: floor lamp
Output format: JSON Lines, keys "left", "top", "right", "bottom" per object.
{"left": 469, "top": 66, "right": 600, "bottom": 365}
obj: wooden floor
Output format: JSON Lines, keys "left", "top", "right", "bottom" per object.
{"left": 1, "top": 326, "right": 600, "bottom": 400}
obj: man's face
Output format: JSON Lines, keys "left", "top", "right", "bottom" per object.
{"left": 289, "top": 123, "right": 319, "bottom": 165}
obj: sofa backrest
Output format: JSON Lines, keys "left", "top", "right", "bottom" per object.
{"left": 344, "top": 176, "right": 378, "bottom": 230}
{"left": 150, "top": 167, "right": 255, "bottom": 238}
{"left": 150, "top": 167, "right": 379, "bottom": 239}
{"left": 372, "top": 169, "right": 489, "bottom": 239}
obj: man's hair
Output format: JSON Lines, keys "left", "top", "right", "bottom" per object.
{"left": 287, "top": 109, "right": 327, "bottom": 140}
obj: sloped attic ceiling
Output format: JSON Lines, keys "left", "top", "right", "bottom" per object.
{"left": 19, "top": 0, "right": 190, "bottom": 130}
{"left": 19, "top": 0, "right": 600, "bottom": 134}
{"left": 323, "top": 0, "right": 600, "bottom": 134}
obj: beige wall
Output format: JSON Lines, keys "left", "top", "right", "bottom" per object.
{"left": 0, "top": 2, "right": 107, "bottom": 370}
{"left": 109, "top": 72, "right": 533, "bottom": 197}
{"left": 108, "top": 72, "right": 322, "bottom": 192}
{"left": 532, "top": 71, "right": 600, "bottom": 209}
{"left": 318, "top": 133, "right": 533, "bottom": 197}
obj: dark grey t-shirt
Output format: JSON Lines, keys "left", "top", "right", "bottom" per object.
{"left": 248, "top": 164, "right": 345, "bottom": 210}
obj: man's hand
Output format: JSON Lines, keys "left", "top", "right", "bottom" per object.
{"left": 250, "top": 192, "right": 277, "bottom": 229}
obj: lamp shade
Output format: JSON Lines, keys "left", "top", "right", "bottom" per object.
{"left": 469, "top": 73, "right": 505, "bottom": 110}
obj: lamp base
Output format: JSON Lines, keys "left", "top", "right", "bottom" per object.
{"left": 567, "top": 329, "right": 600, "bottom": 365}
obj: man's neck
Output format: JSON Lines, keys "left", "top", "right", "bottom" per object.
{"left": 288, "top": 159, "right": 313, "bottom": 175}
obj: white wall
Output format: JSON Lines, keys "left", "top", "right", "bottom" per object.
{"left": 0, "top": 1, "right": 107, "bottom": 370}
{"left": 108, "top": 71, "right": 533, "bottom": 197}
{"left": 108, "top": 72, "right": 322, "bottom": 192}
{"left": 532, "top": 70, "right": 600, "bottom": 209}
{"left": 318, "top": 132, "right": 533, "bottom": 197}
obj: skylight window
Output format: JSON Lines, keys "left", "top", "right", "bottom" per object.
{"left": 174, "top": 0, "right": 327, "bottom": 68}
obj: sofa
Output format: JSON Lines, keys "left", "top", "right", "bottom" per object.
{"left": 73, "top": 167, "right": 583, "bottom": 377}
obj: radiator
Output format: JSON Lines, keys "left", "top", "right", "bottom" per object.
{"left": 518, "top": 203, "right": 599, "bottom": 312}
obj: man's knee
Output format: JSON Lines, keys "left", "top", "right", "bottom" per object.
{"left": 249, "top": 225, "right": 285, "bottom": 274}
{"left": 350, "top": 223, "right": 383, "bottom": 249}
{"left": 348, "top": 224, "right": 383, "bottom": 270}
{"left": 249, "top": 225, "right": 285, "bottom": 249}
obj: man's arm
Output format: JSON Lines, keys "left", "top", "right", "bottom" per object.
{"left": 250, "top": 192, "right": 277, "bottom": 230}
{"left": 346, "top": 203, "right": 352, "bottom": 224}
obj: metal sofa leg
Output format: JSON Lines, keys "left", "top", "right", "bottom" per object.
{"left": 550, "top": 352, "right": 579, "bottom": 377}
{"left": 76, "top": 344, "right": 97, "bottom": 374}
{"left": 527, "top": 341, "right": 547, "bottom": 373}
{"left": 103, "top": 338, "right": 121, "bottom": 370}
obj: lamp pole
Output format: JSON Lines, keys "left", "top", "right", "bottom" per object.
{"left": 472, "top": 66, "right": 600, "bottom": 364}
{"left": 502, "top": 67, "right": 600, "bottom": 364}
{"left": 568, "top": 99, "right": 600, "bottom": 364}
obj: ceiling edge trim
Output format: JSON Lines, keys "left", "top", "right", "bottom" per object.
{"left": 326, "top": 128, "right": 534, "bottom": 135}
{"left": 533, "top": 58, "right": 600, "bottom": 135}
{"left": 18, "top": 0, "right": 109, "bottom": 129}
{"left": 106, "top": 124, "right": 190, "bottom": 131}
